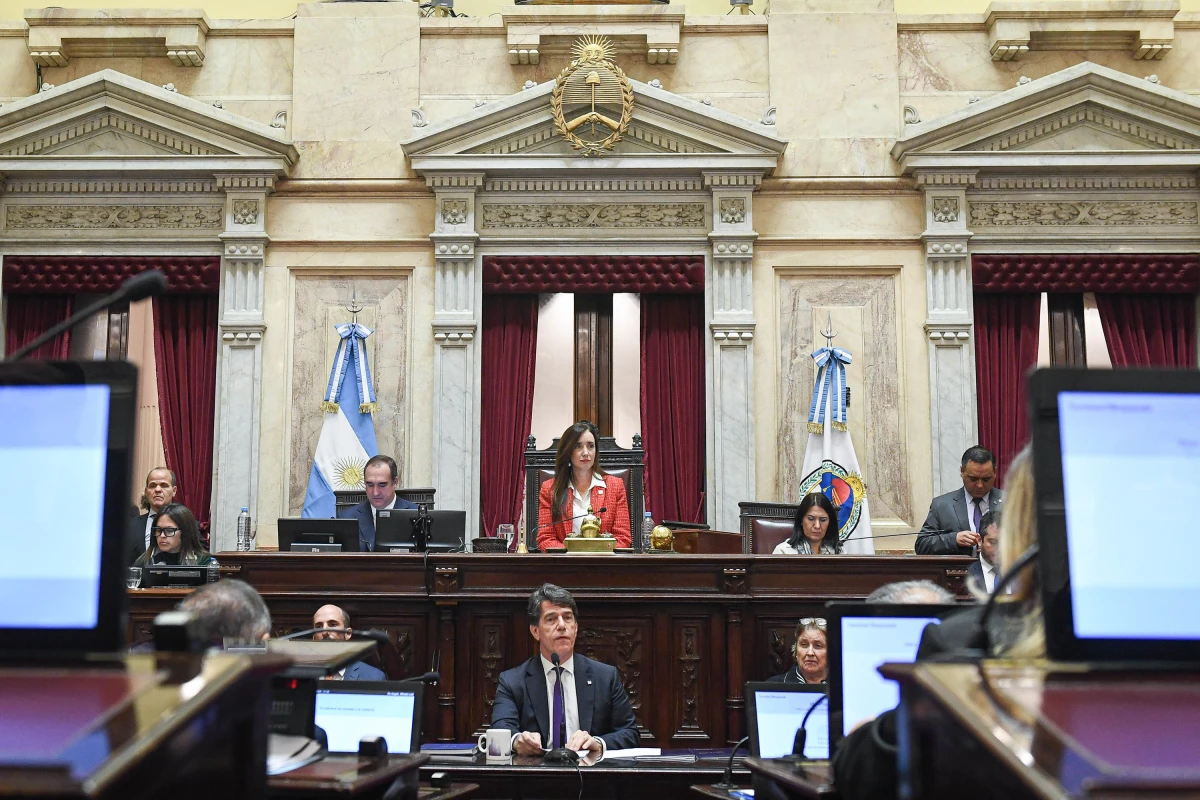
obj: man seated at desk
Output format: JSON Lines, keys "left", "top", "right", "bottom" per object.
{"left": 337, "top": 454, "right": 416, "bottom": 551}
{"left": 915, "top": 445, "right": 1003, "bottom": 556}
{"left": 126, "top": 466, "right": 178, "bottom": 565}
{"left": 492, "top": 583, "right": 640, "bottom": 757}
{"left": 312, "top": 604, "right": 385, "bottom": 681}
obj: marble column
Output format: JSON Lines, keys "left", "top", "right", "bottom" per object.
{"left": 212, "top": 173, "right": 273, "bottom": 551}
{"left": 917, "top": 172, "right": 977, "bottom": 496}
{"left": 429, "top": 173, "right": 484, "bottom": 542}
{"left": 706, "top": 172, "right": 760, "bottom": 532}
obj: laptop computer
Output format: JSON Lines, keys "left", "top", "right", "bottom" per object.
{"left": 1028, "top": 368, "right": 1200, "bottom": 664}
{"left": 0, "top": 361, "right": 137, "bottom": 659}
{"left": 746, "top": 682, "right": 828, "bottom": 760}
{"left": 825, "top": 602, "right": 960, "bottom": 750}
{"left": 313, "top": 680, "right": 424, "bottom": 754}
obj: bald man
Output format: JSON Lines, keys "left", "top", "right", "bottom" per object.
{"left": 313, "top": 604, "right": 385, "bottom": 681}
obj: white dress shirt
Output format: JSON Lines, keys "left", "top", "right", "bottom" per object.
{"left": 980, "top": 556, "right": 997, "bottom": 593}
{"left": 570, "top": 474, "right": 607, "bottom": 535}
{"left": 144, "top": 513, "right": 155, "bottom": 549}
{"left": 964, "top": 489, "right": 991, "bottom": 533}
{"left": 539, "top": 653, "right": 605, "bottom": 755}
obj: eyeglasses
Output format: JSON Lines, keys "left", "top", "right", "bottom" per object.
{"left": 799, "top": 617, "right": 827, "bottom": 630}
{"left": 152, "top": 527, "right": 181, "bottom": 538}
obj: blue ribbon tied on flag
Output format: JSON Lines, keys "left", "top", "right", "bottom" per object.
{"left": 322, "top": 322, "right": 378, "bottom": 414}
{"left": 807, "top": 347, "right": 851, "bottom": 431}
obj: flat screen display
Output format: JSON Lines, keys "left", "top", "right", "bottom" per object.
{"left": 1058, "top": 391, "right": 1200, "bottom": 641}
{"left": 839, "top": 615, "right": 940, "bottom": 737}
{"left": 0, "top": 384, "right": 110, "bottom": 630}
{"left": 751, "top": 688, "right": 828, "bottom": 759}
{"left": 314, "top": 684, "right": 418, "bottom": 754}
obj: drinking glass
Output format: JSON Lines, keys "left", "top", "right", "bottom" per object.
{"left": 497, "top": 524, "right": 515, "bottom": 552}
{"left": 126, "top": 567, "right": 142, "bottom": 589}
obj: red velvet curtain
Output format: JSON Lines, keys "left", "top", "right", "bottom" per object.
{"left": 480, "top": 294, "right": 539, "bottom": 543}
{"left": 3, "top": 294, "right": 73, "bottom": 359}
{"left": 153, "top": 295, "right": 219, "bottom": 533}
{"left": 640, "top": 294, "right": 706, "bottom": 524}
{"left": 1095, "top": 294, "right": 1197, "bottom": 368}
{"left": 974, "top": 293, "right": 1041, "bottom": 486}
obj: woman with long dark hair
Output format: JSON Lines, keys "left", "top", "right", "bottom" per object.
{"left": 132, "top": 503, "right": 218, "bottom": 567}
{"left": 536, "top": 420, "right": 631, "bottom": 550}
{"left": 774, "top": 492, "right": 843, "bottom": 554}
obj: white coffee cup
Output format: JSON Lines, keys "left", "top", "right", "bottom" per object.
{"left": 477, "top": 728, "right": 513, "bottom": 762}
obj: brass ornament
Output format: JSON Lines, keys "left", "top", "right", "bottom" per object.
{"left": 551, "top": 35, "right": 634, "bottom": 157}
{"left": 580, "top": 506, "right": 602, "bottom": 538}
{"left": 649, "top": 524, "right": 674, "bottom": 552}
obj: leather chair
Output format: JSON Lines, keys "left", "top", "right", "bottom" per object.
{"left": 523, "top": 433, "right": 645, "bottom": 551}
{"left": 333, "top": 488, "right": 436, "bottom": 516}
{"left": 739, "top": 500, "right": 801, "bottom": 555}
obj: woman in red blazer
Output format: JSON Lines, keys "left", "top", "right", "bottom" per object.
{"left": 537, "top": 420, "right": 632, "bottom": 550}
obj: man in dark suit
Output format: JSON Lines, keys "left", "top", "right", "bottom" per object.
{"left": 126, "top": 467, "right": 177, "bottom": 565}
{"left": 967, "top": 510, "right": 1002, "bottom": 594}
{"left": 337, "top": 454, "right": 416, "bottom": 551}
{"left": 915, "top": 446, "right": 1004, "bottom": 555}
{"left": 492, "top": 584, "right": 639, "bottom": 757}
{"left": 313, "top": 604, "right": 386, "bottom": 681}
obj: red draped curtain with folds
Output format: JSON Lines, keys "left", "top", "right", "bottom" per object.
{"left": 640, "top": 294, "right": 706, "bottom": 524}
{"left": 3, "top": 294, "right": 73, "bottom": 359}
{"left": 154, "top": 295, "right": 219, "bottom": 533}
{"left": 1096, "top": 294, "right": 1196, "bottom": 368}
{"left": 480, "top": 294, "right": 540, "bottom": 544}
{"left": 974, "top": 293, "right": 1041, "bottom": 486}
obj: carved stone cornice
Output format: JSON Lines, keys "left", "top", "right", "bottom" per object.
{"left": 480, "top": 202, "right": 706, "bottom": 230}
{"left": 26, "top": 8, "right": 210, "bottom": 67}
{"left": 426, "top": 173, "right": 486, "bottom": 190}
{"left": 969, "top": 199, "right": 1199, "bottom": 227}
{"left": 974, "top": 173, "right": 1199, "bottom": 191}
{"left": 432, "top": 321, "right": 477, "bottom": 343}
{"left": 924, "top": 323, "right": 972, "bottom": 343}
{"left": 703, "top": 172, "right": 763, "bottom": 189}
{"left": 5, "top": 203, "right": 223, "bottom": 230}
{"left": 215, "top": 173, "right": 277, "bottom": 192}
{"left": 710, "top": 322, "right": 756, "bottom": 341}
{"left": 985, "top": 0, "right": 1175, "bottom": 61}
{"left": 500, "top": 5, "right": 683, "bottom": 66}
{"left": 484, "top": 177, "right": 706, "bottom": 193}
{"left": 4, "top": 178, "right": 220, "bottom": 195}
{"left": 219, "top": 324, "right": 266, "bottom": 341}
{"left": 914, "top": 170, "right": 978, "bottom": 188}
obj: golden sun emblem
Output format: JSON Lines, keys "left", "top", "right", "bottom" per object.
{"left": 332, "top": 457, "right": 366, "bottom": 490}
{"left": 552, "top": 35, "right": 633, "bottom": 157}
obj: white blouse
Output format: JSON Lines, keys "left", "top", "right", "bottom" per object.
{"left": 773, "top": 539, "right": 839, "bottom": 555}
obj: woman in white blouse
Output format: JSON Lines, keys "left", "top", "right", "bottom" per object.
{"left": 773, "top": 493, "right": 843, "bottom": 554}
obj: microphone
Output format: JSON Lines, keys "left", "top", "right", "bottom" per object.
{"left": 6, "top": 269, "right": 169, "bottom": 362}
{"left": 536, "top": 508, "right": 607, "bottom": 531}
{"left": 789, "top": 693, "right": 828, "bottom": 761}
{"left": 401, "top": 671, "right": 440, "bottom": 685}
{"left": 543, "top": 652, "right": 580, "bottom": 764}
{"left": 839, "top": 527, "right": 958, "bottom": 544}
{"left": 712, "top": 735, "right": 749, "bottom": 791}
{"left": 278, "top": 627, "right": 392, "bottom": 642}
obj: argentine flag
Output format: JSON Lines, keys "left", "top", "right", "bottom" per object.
{"left": 302, "top": 323, "right": 379, "bottom": 518}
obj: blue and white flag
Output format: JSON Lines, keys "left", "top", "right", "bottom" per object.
{"left": 302, "top": 323, "right": 379, "bottom": 518}
{"left": 798, "top": 345, "right": 874, "bottom": 555}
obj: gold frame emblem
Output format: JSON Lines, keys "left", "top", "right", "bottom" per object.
{"left": 551, "top": 36, "right": 634, "bottom": 157}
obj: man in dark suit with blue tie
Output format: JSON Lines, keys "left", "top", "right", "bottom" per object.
{"left": 337, "top": 454, "right": 416, "bottom": 552}
{"left": 313, "top": 604, "right": 385, "bottom": 681}
{"left": 916, "top": 446, "right": 1004, "bottom": 556}
{"left": 492, "top": 584, "right": 640, "bottom": 757}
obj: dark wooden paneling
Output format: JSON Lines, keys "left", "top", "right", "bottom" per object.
{"left": 574, "top": 293, "right": 613, "bottom": 435}
{"left": 577, "top": 616, "right": 654, "bottom": 740}
{"left": 1048, "top": 293, "right": 1087, "bottom": 367}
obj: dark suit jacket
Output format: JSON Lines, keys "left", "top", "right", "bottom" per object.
{"left": 337, "top": 495, "right": 417, "bottom": 552}
{"left": 491, "top": 653, "right": 639, "bottom": 751}
{"left": 343, "top": 661, "right": 386, "bottom": 681}
{"left": 127, "top": 512, "right": 152, "bottom": 566}
{"left": 915, "top": 487, "right": 1004, "bottom": 555}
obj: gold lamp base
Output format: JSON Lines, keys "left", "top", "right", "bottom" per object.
{"left": 564, "top": 537, "right": 616, "bottom": 554}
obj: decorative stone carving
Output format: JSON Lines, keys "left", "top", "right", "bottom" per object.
{"left": 481, "top": 202, "right": 705, "bottom": 229}
{"left": 232, "top": 199, "right": 259, "bottom": 225}
{"left": 25, "top": 8, "right": 208, "bottom": 67}
{"left": 508, "top": 48, "right": 539, "bottom": 65}
{"left": 412, "top": 109, "right": 428, "bottom": 128}
{"left": 270, "top": 110, "right": 287, "bottom": 129}
{"left": 1016, "top": 75, "right": 1032, "bottom": 86}
{"left": 986, "top": 1, "right": 1174, "bottom": 61}
{"left": 970, "top": 107, "right": 1200, "bottom": 152}
{"left": 969, "top": 200, "right": 1198, "bottom": 227}
{"left": 932, "top": 197, "right": 959, "bottom": 223}
{"left": 161, "top": 83, "right": 177, "bottom": 93}
{"left": 648, "top": 79, "right": 662, "bottom": 89}
{"left": 0, "top": 111, "right": 218, "bottom": 157}
{"left": 523, "top": 80, "right": 537, "bottom": 90}
{"left": 39, "top": 83, "right": 55, "bottom": 92}
{"left": 760, "top": 106, "right": 776, "bottom": 126}
{"left": 976, "top": 175, "right": 1197, "bottom": 191}
{"left": 441, "top": 199, "right": 468, "bottom": 225}
{"left": 5, "top": 179, "right": 220, "bottom": 194}
{"left": 719, "top": 198, "right": 746, "bottom": 225}
{"left": 903, "top": 104, "right": 921, "bottom": 124}
{"left": 6, "top": 204, "right": 223, "bottom": 229}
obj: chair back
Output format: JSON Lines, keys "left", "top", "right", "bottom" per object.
{"left": 739, "top": 500, "right": 801, "bottom": 554}
{"left": 334, "top": 488, "right": 436, "bottom": 516}
{"left": 524, "top": 434, "right": 644, "bottom": 551}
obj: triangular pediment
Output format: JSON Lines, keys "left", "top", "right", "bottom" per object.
{"left": 893, "top": 62, "right": 1200, "bottom": 170}
{"left": 0, "top": 69, "right": 297, "bottom": 169}
{"left": 404, "top": 79, "right": 785, "bottom": 173}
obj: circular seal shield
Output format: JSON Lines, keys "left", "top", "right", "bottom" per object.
{"left": 551, "top": 36, "right": 634, "bottom": 157}
{"left": 798, "top": 460, "right": 866, "bottom": 542}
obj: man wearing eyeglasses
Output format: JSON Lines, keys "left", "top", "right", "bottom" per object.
{"left": 126, "top": 467, "right": 178, "bottom": 565}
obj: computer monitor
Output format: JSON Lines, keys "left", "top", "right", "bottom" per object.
{"left": 140, "top": 564, "right": 220, "bottom": 588}
{"left": 746, "top": 682, "right": 828, "bottom": 760}
{"left": 1028, "top": 368, "right": 1200, "bottom": 664}
{"left": 375, "top": 509, "right": 466, "bottom": 553}
{"left": 277, "top": 518, "right": 361, "bottom": 553}
{"left": 313, "top": 680, "right": 424, "bottom": 754}
{"left": 0, "top": 361, "right": 136, "bottom": 657}
{"left": 825, "top": 602, "right": 959, "bottom": 749}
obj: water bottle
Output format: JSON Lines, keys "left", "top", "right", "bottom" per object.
{"left": 237, "top": 507, "right": 252, "bottom": 552}
{"left": 641, "top": 511, "right": 654, "bottom": 552}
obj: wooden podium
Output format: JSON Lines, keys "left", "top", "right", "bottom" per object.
{"left": 0, "top": 651, "right": 287, "bottom": 799}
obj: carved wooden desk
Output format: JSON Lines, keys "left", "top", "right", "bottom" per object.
{"left": 127, "top": 553, "right": 972, "bottom": 747}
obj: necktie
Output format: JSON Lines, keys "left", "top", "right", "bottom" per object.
{"left": 552, "top": 666, "right": 565, "bottom": 749}
{"left": 972, "top": 498, "right": 983, "bottom": 533}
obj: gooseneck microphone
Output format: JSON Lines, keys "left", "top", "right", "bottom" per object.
{"left": 278, "top": 627, "right": 392, "bottom": 643}
{"left": 6, "top": 269, "right": 169, "bottom": 362}
{"left": 543, "top": 652, "right": 580, "bottom": 765}
{"left": 789, "top": 693, "right": 828, "bottom": 761}
{"left": 712, "top": 735, "right": 749, "bottom": 791}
